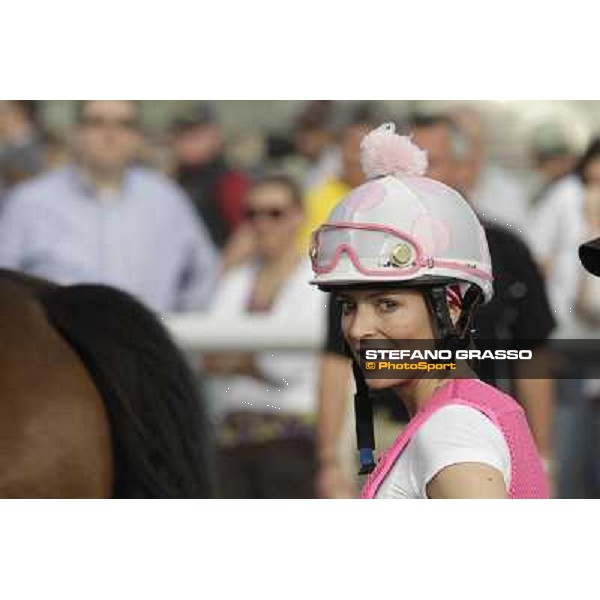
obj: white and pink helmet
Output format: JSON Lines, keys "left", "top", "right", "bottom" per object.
{"left": 309, "top": 123, "right": 493, "bottom": 304}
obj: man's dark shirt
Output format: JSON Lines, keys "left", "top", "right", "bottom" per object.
{"left": 476, "top": 222, "right": 555, "bottom": 383}
{"left": 176, "top": 157, "right": 249, "bottom": 248}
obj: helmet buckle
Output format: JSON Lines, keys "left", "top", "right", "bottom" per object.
{"left": 390, "top": 243, "right": 413, "bottom": 267}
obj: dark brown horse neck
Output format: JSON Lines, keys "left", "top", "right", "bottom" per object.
{"left": 0, "top": 269, "right": 215, "bottom": 498}
{"left": 0, "top": 273, "right": 113, "bottom": 497}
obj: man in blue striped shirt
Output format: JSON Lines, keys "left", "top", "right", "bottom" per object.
{"left": 0, "top": 101, "right": 219, "bottom": 313}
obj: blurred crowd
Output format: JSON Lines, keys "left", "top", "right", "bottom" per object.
{"left": 1, "top": 99, "right": 600, "bottom": 498}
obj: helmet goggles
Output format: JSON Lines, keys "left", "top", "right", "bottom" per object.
{"left": 310, "top": 221, "right": 493, "bottom": 283}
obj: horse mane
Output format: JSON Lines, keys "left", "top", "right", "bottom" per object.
{"left": 34, "top": 282, "right": 216, "bottom": 498}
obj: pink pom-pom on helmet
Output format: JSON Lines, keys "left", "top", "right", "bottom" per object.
{"left": 360, "top": 122, "right": 428, "bottom": 180}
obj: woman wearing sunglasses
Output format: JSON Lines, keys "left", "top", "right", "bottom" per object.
{"left": 206, "top": 175, "right": 326, "bottom": 498}
{"left": 309, "top": 124, "right": 548, "bottom": 499}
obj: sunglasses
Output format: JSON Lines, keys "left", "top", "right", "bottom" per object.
{"left": 82, "top": 115, "right": 139, "bottom": 131}
{"left": 245, "top": 207, "right": 290, "bottom": 221}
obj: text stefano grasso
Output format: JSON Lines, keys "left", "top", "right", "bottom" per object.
{"left": 363, "top": 349, "right": 533, "bottom": 361}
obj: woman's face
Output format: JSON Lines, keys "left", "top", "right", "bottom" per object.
{"left": 337, "top": 288, "right": 457, "bottom": 389}
{"left": 245, "top": 183, "right": 303, "bottom": 259}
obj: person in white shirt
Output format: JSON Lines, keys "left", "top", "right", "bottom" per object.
{"left": 528, "top": 174, "right": 585, "bottom": 321}
{"left": 530, "top": 137, "right": 600, "bottom": 498}
{"left": 205, "top": 175, "right": 326, "bottom": 498}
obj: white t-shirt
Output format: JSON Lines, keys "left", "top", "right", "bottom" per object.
{"left": 207, "top": 259, "right": 327, "bottom": 417}
{"left": 375, "top": 405, "right": 511, "bottom": 499}
{"left": 527, "top": 175, "right": 586, "bottom": 322}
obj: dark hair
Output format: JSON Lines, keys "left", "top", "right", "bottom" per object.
{"left": 407, "top": 112, "right": 471, "bottom": 160}
{"left": 170, "top": 102, "right": 217, "bottom": 135}
{"left": 249, "top": 174, "right": 303, "bottom": 208}
{"left": 408, "top": 112, "right": 454, "bottom": 131}
{"left": 295, "top": 100, "right": 335, "bottom": 132}
{"left": 575, "top": 137, "right": 600, "bottom": 184}
{"left": 75, "top": 100, "right": 141, "bottom": 127}
{"left": 346, "top": 101, "right": 380, "bottom": 129}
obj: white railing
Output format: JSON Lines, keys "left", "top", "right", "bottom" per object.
{"left": 164, "top": 314, "right": 600, "bottom": 354}
{"left": 164, "top": 314, "right": 324, "bottom": 351}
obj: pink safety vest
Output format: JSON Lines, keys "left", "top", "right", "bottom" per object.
{"left": 361, "top": 378, "right": 549, "bottom": 499}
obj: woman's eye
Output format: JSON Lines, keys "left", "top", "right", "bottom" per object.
{"left": 377, "top": 298, "right": 399, "bottom": 312}
{"left": 337, "top": 299, "right": 356, "bottom": 315}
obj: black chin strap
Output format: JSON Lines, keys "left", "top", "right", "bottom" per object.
{"left": 348, "top": 348, "right": 376, "bottom": 475}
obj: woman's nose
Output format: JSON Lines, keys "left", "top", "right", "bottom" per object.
{"left": 343, "top": 305, "right": 378, "bottom": 347}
